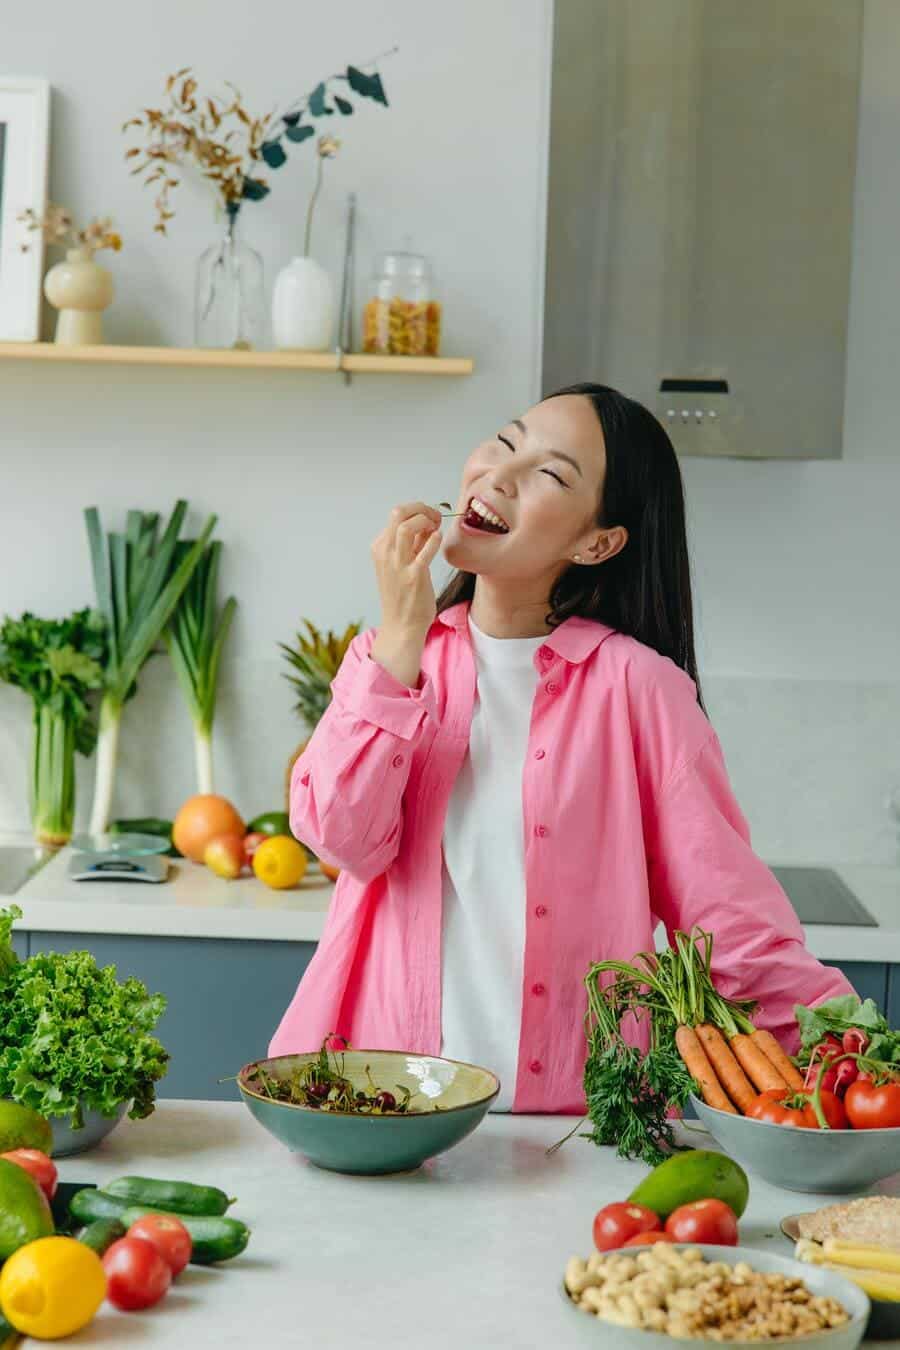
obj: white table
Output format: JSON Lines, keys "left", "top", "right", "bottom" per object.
{"left": 50, "top": 1100, "right": 899, "bottom": 1348}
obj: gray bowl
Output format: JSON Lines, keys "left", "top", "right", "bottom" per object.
{"left": 239, "top": 1050, "right": 499, "bottom": 1174}
{"left": 562, "top": 1243, "right": 869, "bottom": 1349}
{"left": 49, "top": 1103, "right": 128, "bottom": 1158}
{"left": 691, "top": 1094, "right": 900, "bottom": 1194}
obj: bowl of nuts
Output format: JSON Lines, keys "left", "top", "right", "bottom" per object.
{"left": 562, "top": 1243, "right": 869, "bottom": 1347}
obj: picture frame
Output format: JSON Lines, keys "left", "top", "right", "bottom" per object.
{"left": 0, "top": 78, "right": 50, "bottom": 342}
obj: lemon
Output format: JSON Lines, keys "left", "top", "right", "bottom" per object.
{"left": 0, "top": 1236, "right": 106, "bottom": 1339}
{"left": 252, "top": 834, "right": 308, "bottom": 890}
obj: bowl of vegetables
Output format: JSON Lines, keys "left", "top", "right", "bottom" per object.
{"left": 237, "top": 1040, "right": 499, "bottom": 1174}
{"left": 690, "top": 994, "right": 900, "bottom": 1194}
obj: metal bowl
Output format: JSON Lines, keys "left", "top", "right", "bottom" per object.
{"left": 690, "top": 1095, "right": 900, "bottom": 1194}
{"left": 238, "top": 1049, "right": 499, "bottom": 1175}
{"left": 561, "top": 1243, "right": 869, "bottom": 1349}
{"left": 49, "top": 1103, "right": 128, "bottom": 1158}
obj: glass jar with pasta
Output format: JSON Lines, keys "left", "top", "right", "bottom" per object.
{"left": 363, "top": 252, "right": 441, "bottom": 357}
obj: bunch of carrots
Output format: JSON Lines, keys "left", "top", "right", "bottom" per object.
{"left": 586, "top": 928, "right": 804, "bottom": 1121}
{"left": 666, "top": 930, "right": 805, "bottom": 1112}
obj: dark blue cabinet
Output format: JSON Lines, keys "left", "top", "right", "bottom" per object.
{"left": 830, "top": 961, "right": 888, "bottom": 1008}
{"left": 25, "top": 932, "right": 315, "bottom": 1101}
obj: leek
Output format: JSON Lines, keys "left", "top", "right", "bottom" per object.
{"left": 0, "top": 611, "right": 106, "bottom": 847}
{"left": 85, "top": 501, "right": 217, "bottom": 836}
{"left": 165, "top": 540, "right": 237, "bottom": 794}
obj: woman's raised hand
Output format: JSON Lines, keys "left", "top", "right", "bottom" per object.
{"left": 369, "top": 501, "right": 443, "bottom": 686}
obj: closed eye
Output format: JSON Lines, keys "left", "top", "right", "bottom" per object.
{"left": 497, "top": 432, "right": 569, "bottom": 487}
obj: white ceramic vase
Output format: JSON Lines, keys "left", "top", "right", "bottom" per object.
{"left": 271, "top": 256, "right": 334, "bottom": 351}
{"left": 43, "top": 247, "right": 114, "bottom": 345}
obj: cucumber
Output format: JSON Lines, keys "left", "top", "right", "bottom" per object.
{"left": 78, "top": 1217, "right": 126, "bottom": 1256}
{"left": 69, "top": 1188, "right": 130, "bottom": 1224}
{"left": 106, "top": 1175, "right": 233, "bottom": 1216}
{"left": 119, "top": 1205, "right": 250, "bottom": 1264}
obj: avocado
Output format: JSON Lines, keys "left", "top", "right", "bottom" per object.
{"left": 628, "top": 1149, "right": 749, "bottom": 1220}
{"left": 0, "top": 1101, "right": 53, "bottom": 1156}
{"left": 0, "top": 1157, "right": 54, "bottom": 1258}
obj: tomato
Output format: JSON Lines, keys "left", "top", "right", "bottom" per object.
{"left": 623, "top": 1231, "right": 677, "bottom": 1248}
{"left": 102, "top": 1236, "right": 171, "bottom": 1311}
{"left": 592, "top": 1202, "right": 662, "bottom": 1251}
{"left": 127, "top": 1214, "right": 192, "bottom": 1276}
{"left": 242, "top": 831, "right": 267, "bottom": 863}
{"left": 0, "top": 1149, "right": 57, "bottom": 1201}
{"left": 665, "top": 1199, "right": 739, "bottom": 1246}
{"left": 748, "top": 1088, "right": 848, "bottom": 1129}
{"left": 844, "top": 1079, "right": 900, "bottom": 1130}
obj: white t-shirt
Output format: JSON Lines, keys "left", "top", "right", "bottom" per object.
{"left": 440, "top": 613, "right": 544, "bottom": 1110}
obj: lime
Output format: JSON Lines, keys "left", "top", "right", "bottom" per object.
{"left": 0, "top": 1158, "right": 55, "bottom": 1259}
{"left": 0, "top": 1102, "right": 52, "bottom": 1156}
{"left": 246, "top": 811, "right": 291, "bottom": 837}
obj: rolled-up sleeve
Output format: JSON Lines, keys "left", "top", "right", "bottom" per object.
{"left": 289, "top": 632, "right": 440, "bottom": 883}
{"left": 647, "top": 730, "right": 855, "bottom": 1051}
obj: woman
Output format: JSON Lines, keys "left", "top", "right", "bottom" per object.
{"left": 270, "top": 383, "right": 852, "bottom": 1112}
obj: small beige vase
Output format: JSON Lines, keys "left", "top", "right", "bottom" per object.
{"left": 43, "top": 247, "right": 114, "bottom": 345}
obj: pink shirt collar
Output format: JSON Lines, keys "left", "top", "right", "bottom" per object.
{"left": 435, "top": 601, "right": 617, "bottom": 665}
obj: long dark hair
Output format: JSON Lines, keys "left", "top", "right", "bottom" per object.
{"left": 436, "top": 382, "right": 705, "bottom": 711}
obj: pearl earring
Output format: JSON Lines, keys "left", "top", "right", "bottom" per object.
{"left": 573, "top": 554, "right": 582, "bottom": 563}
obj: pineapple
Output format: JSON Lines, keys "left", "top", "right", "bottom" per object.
{"left": 280, "top": 618, "right": 362, "bottom": 809}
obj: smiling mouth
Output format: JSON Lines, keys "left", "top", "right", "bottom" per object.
{"left": 462, "top": 497, "right": 510, "bottom": 534}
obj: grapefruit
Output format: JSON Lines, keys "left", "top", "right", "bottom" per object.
{"left": 173, "top": 795, "right": 245, "bottom": 863}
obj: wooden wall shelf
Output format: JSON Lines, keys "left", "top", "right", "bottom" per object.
{"left": 0, "top": 342, "right": 474, "bottom": 376}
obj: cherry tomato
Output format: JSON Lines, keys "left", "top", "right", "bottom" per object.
{"left": 747, "top": 1088, "right": 848, "bottom": 1129}
{"left": 102, "top": 1236, "right": 171, "bottom": 1310}
{"left": 0, "top": 1149, "right": 57, "bottom": 1201}
{"left": 844, "top": 1079, "right": 900, "bottom": 1130}
{"left": 623, "top": 1231, "right": 677, "bottom": 1248}
{"left": 592, "top": 1202, "right": 661, "bottom": 1252}
{"left": 127, "top": 1214, "right": 192, "bottom": 1276}
{"left": 665, "top": 1199, "right": 739, "bottom": 1246}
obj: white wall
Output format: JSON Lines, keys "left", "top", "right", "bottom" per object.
{"left": 686, "top": 0, "right": 900, "bottom": 864}
{"left": 0, "top": 0, "right": 552, "bottom": 828}
{"left": 1, "top": 0, "right": 898, "bottom": 870}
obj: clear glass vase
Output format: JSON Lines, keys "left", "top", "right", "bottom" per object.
{"left": 194, "top": 207, "right": 266, "bottom": 350}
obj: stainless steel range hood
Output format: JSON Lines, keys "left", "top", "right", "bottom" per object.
{"left": 543, "top": 1, "right": 863, "bottom": 459}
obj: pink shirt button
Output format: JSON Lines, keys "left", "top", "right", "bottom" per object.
{"left": 546, "top": 681, "right": 560, "bottom": 695}
{"left": 534, "top": 904, "right": 548, "bottom": 918}
{"left": 300, "top": 772, "right": 310, "bottom": 786}
{"left": 529, "top": 1059, "right": 543, "bottom": 1075}
{"left": 534, "top": 748, "right": 546, "bottom": 760}
{"left": 531, "top": 983, "right": 546, "bottom": 997}
{"left": 534, "top": 824, "right": 548, "bottom": 838}
{"left": 391, "top": 754, "right": 404, "bottom": 768}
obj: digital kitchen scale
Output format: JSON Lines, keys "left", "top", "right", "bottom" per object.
{"left": 68, "top": 834, "right": 171, "bottom": 884}
{"left": 67, "top": 852, "right": 170, "bottom": 884}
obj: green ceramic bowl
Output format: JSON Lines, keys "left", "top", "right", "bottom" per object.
{"left": 238, "top": 1049, "right": 500, "bottom": 1175}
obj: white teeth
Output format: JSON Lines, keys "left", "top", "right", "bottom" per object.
{"left": 469, "top": 498, "right": 508, "bottom": 530}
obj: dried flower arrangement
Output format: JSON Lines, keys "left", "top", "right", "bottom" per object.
{"left": 124, "top": 54, "right": 393, "bottom": 236}
{"left": 18, "top": 204, "right": 122, "bottom": 255}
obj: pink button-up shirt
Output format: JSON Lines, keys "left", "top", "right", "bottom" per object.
{"left": 269, "top": 601, "right": 852, "bottom": 1112}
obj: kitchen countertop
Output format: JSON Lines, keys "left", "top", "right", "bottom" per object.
{"left": 2, "top": 832, "right": 899, "bottom": 957}
{"left": 3, "top": 836, "right": 333, "bottom": 942}
{"left": 52, "top": 1099, "right": 899, "bottom": 1348}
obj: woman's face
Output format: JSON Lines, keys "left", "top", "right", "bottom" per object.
{"left": 442, "top": 394, "right": 624, "bottom": 579}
